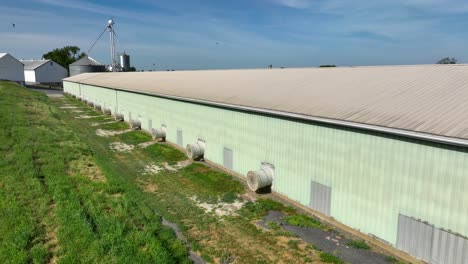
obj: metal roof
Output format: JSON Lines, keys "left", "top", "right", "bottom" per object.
{"left": 70, "top": 56, "right": 103, "bottom": 66}
{"left": 0, "top": 53, "right": 7, "bottom": 59}
{"left": 20, "top": 59, "right": 51, "bottom": 70}
{"left": 64, "top": 65, "right": 468, "bottom": 143}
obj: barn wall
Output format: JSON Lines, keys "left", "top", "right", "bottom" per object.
{"left": 64, "top": 81, "right": 468, "bottom": 250}
{"left": 0, "top": 54, "right": 24, "bottom": 82}
{"left": 35, "top": 61, "right": 68, "bottom": 83}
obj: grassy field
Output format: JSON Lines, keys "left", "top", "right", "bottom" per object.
{"left": 0, "top": 82, "right": 188, "bottom": 263}
{"left": 0, "top": 81, "right": 380, "bottom": 263}
{"left": 55, "top": 88, "right": 321, "bottom": 263}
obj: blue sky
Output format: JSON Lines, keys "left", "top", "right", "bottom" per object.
{"left": 1, "top": 0, "right": 468, "bottom": 70}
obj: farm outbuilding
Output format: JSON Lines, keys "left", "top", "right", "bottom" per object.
{"left": 21, "top": 59, "right": 68, "bottom": 84}
{"left": 64, "top": 65, "right": 468, "bottom": 264}
{"left": 0, "top": 53, "right": 24, "bottom": 84}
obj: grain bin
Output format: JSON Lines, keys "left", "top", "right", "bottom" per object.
{"left": 119, "top": 53, "right": 130, "bottom": 71}
{"left": 69, "top": 56, "right": 106, "bottom": 76}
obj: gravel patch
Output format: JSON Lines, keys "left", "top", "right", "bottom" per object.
{"left": 60, "top": 106, "right": 78, "bottom": 109}
{"left": 96, "top": 128, "right": 132, "bottom": 137}
{"left": 162, "top": 159, "right": 192, "bottom": 172}
{"left": 76, "top": 114, "right": 105, "bottom": 119}
{"left": 174, "top": 159, "right": 192, "bottom": 169}
{"left": 137, "top": 140, "right": 158, "bottom": 148}
{"left": 190, "top": 196, "right": 246, "bottom": 217}
{"left": 109, "top": 142, "right": 134, "bottom": 152}
{"left": 91, "top": 120, "right": 118, "bottom": 127}
{"left": 142, "top": 163, "right": 163, "bottom": 174}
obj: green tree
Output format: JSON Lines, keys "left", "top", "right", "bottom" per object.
{"left": 42, "top": 46, "right": 86, "bottom": 72}
{"left": 436, "top": 57, "right": 457, "bottom": 64}
{"left": 128, "top": 66, "right": 137, "bottom": 72}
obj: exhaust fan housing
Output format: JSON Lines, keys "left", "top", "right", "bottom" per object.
{"left": 152, "top": 125, "right": 167, "bottom": 140}
{"left": 103, "top": 107, "right": 112, "bottom": 115}
{"left": 115, "top": 112, "right": 124, "bottom": 121}
{"left": 186, "top": 139, "right": 205, "bottom": 159}
{"left": 247, "top": 162, "right": 275, "bottom": 191}
{"left": 130, "top": 117, "right": 141, "bottom": 130}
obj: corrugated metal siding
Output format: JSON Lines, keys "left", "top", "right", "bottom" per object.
{"left": 64, "top": 65, "right": 468, "bottom": 140}
{"left": 396, "top": 214, "right": 468, "bottom": 264}
{"left": 397, "top": 215, "right": 433, "bottom": 262}
{"left": 432, "top": 228, "right": 468, "bottom": 264}
{"left": 64, "top": 82, "right": 468, "bottom": 252}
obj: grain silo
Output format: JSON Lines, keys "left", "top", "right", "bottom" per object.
{"left": 119, "top": 53, "right": 130, "bottom": 71}
{"left": 69, "top": 56, "right": 106, "bottom": 76}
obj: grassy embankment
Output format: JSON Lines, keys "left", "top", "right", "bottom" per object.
{"left": 0, "top": 81, "right": 188, "bottom": 263}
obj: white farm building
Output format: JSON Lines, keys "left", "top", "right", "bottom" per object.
{"left": 0, "top": 53, "right": 24, "bottom": 84}
{"left": 21, "top": 59, "right": 68, "bottom": 85}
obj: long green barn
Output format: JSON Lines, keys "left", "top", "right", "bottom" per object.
{"left": 64, "top": 65, "right": 468, "bottom": 264}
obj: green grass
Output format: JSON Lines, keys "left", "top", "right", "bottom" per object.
{"left": 265, "top": 222, "right": 296, "bottom": 237}
{"left": 284, "top": 214, "right": 324, "bottom": 229}
{"left": 385, "top": 256, "right": 405, "bottom": 264}
{"left": 142, "top": 143, "right": 187, "bottom": 164}
{"left": 99, "top": 121, "right": 129, "bottom": 130}
{"left": 0, "top": 82, "right": 190, "bottom": 263}
{"left": 180, "top": 163, "right": 245, "bottom": 198}
{"left": 287, "top": 240, "right": 300, "bottom": 250}
{"left": 319, "top": 252, "right": 344, "bottom": 264}
{"left": 220, "top": 191, "right": 239, "bottom": 203}
{"left": 113, "top": 130, "right": 152, "bottom": 144}
{"left": 346, "top": 239, "right": 371, "bottom": 250}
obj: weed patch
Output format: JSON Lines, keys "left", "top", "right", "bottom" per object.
{"left": 385, "top": 256, "right": 405, "bottom": 264}
{"left": 346, "top": 239, "right": 370, "bottom": 250}
{"left": 239, "top": 199, "right": 296, "bottom": 219}
{"left": 284, "top": 214, "right": 323, "bottom": 229}
{"left": 319, "top": 252, "right": 344, "bottom": 264}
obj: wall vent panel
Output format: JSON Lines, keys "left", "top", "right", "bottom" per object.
{"left": 177, "top": 130, "right": 183, "bottom": 147}
{"left": 223, "top": 147, "right": 233, "bottom": 170}
{"left": 310, "top": 181, "right": 331, "bottom": 216}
